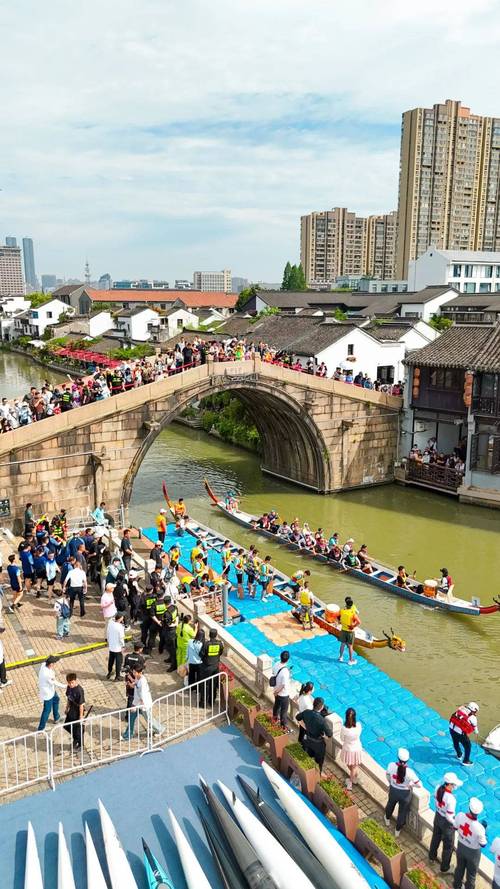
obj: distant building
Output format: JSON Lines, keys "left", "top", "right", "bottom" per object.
{"left": 98, "top": 273, "right": 112, "bottom": 290}
{"left": 22, "top": 238, "right": 37, "bottom": 290}
{"left": 334, "top": 276, "right": 408, "bottom": 293}
{"left": 231, "top": 276, "right": 249, "bottom": 293}
{"left": 175, "top": 279, "right": 192, "bottom": 290}
{"left": 366, "top": 212, "right": 398, "bottom": 279}
{"left": 5, "top": 237, "right": 17, "bottom": 247}
{"left": 409, "top": 248, "right": 500, "bottom": 294}
{"left": 192, "top": 269, "right": 232, "bottom": 293}
{"left": 13, "top": 298, "right": 71, "bottom": 339}
{"left": 114, "top": 307, "right": 160, "bottom": 342}
{"left": 41, "top": 274, "right": 57, "bottom": 293}
{"left": 111, "top": 279, "right": 169, "bottom": 290}
{"left": 0, "top": 294, "right": 31, "bottom": 340}
{"left": 0, "top": 245, "right": 24, "bottom": 296}
{"left": 396, "top": 99, "right": 500, "bottom": 278}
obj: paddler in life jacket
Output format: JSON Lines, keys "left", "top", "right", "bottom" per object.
{"left": 173, "top": 497, "right": 186, "bottom": 518}
{"left": 299, "top": 582, "right": 314, "bottom": 630}
{"left": 429, "top": 771, "right": 463, "bottom": 873}
{"left": 338, "top": 596, "right": 360, "bottom": 666}
{"left": 438, "top": 568, "right": 455, "bottom": 600}
{"left": 234, "top": 548, "right": 245, "bottom": 600}
{"left": 290, "top": 568, "right": 311, "bottom": 599}
{"left": 449, "top": 702, "right": 479, "bottom": 766}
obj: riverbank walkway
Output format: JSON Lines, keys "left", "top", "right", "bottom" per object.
{"left": 143, "top": 522, "right": 500, "bottom": 866}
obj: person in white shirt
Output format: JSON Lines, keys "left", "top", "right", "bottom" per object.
{"left": 340, "top": 707, "right": 363, "bottom": 790}
{"left": 63, "top": 563, "right": 87, "bottom": 618}
{"left": 271, "top": 650, "right": 291, "bottom": 731}
{"left": 106, "top": 613, "right": 125, "bottom": 680}
{"left": 0, "top": 627, "right": 13, "bottom": 689}
{"left": 429, "top": 771, "right": 463, "bottom": 872}
{"left": 384, "top": 748, "right": 422, "bottom": 836}
{"left": 37, "top": 655, "right": 66, "bottom": 730}
{"left": 453, "top": 798, "right": 488, "bottom": 889}
{"left": 122, "top": 666, "right": 162, "bottom": 740}
{"left": 490, "top": 836, "right": 500, "bottom": 889}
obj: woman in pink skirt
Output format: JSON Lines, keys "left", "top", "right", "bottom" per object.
{"left": 340, "top": 707, "right": 362, "bottom": 789}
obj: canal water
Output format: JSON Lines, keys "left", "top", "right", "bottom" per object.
{"left": 1, "top": 353, "right": 499, "bottom": 733}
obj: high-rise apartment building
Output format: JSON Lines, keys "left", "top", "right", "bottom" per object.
{"left": 0, "top": 246, "right": 25, "bottom": 296}
{"left": 300, "top": 207, "right": 396, "bottom": 286}
{"left": 395, "top": 99, "right": 500, "bottom": 278}
{"left": 22, "top": 238, "right": 37, "bottom": 290}
{"left": 192, "top": 269, "right": 232, "bottom": 292}
{"left": 5, "top": 237, "right": 17, "bottom": 247}
{"left": 41, "top": 274, "right": 57, "bottom": 293}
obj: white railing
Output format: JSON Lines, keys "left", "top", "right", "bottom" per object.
{"left": 0, "top": 674, "right": 228, "bottom": 797}
{"left": 0, "top": 730, "right": 51, "bottom": 796}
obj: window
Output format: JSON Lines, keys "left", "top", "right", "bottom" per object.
{"left": 347, "top": 343, "right": 354, "bottom": 356}
{"left": 479, "top": 283, "right": 491, "bottom": 293}
{"left": 483, "top": 265, "right": 493, "bottom": 278}
{"left": 377, "top": 365, "right": 394, "bottom": 384}
{"left": 429, "top": 368, "right": 462, "bottom": 390}
{"left": 464, "top": 264, "right": 474, "bottom": 277}
{"left": 46, "top": 311, "right": 52, "bottom": 318}
{"left": 463, "top": 282, "right": 476, "bottom": 293}
{"left": 31, "top": 311, "right": 39, "bottom": 319}
{"left": 452, "top": 264, "right": 462, "bottom": 277}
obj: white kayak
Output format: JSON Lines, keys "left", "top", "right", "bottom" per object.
{"left": 98, "top": 799, "right": 138, "bottom": 889}
{"left": 483, "top": 723, "right": 500, "bottom": 759}
{"left": 85, "top": 823, "right": 108, "bottom": 889}
{"left": 261, "top": 761, "right": 370, "bottom": 889}
{"left": 168, "top": 809, "right": 214, "bottom": 889}
{"left": 217, "top": 779, "right": 316, "bottom": 889}
{"left": 58, "top": 824, "right": 76, "bottom": 889}
{"left": 25, "top": 821, "right": 44, "bottom": 889}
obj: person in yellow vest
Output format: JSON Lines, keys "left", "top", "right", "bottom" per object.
{"left": 221, "top": 540, "right": 233, "bottom": 597}
{"left": 290, "top": 568, "right": 311, "bottom": 599}
{"left": 155, "top": 508, "right": 167, "bottom": 544}
{"left": 338, "top": 596, "right": 360, "bottom": 666}
{"left": 169, "top": 544, "right": 180, "bottom": 571}
{"left": 174, "top": 498, "right": 186, "bottom": 518}
{"left": 299, "top": 581, "right": 314, "bottom": 630}
{"left": 190, "top": 540, "right": 203, "bottom": 569}
{"left": 259, "top": 555, "right": 274, "bottom": 602}
{"left": 235, "top": 548, "right": 245, "bottom": 600}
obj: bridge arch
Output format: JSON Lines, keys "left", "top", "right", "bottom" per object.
{"left": 121, "top": 376, "right": 332, "bottom": 505}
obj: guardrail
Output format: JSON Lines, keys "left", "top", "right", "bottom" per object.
{"left": 0, "top": 674, "right": 228, "bottom": 797}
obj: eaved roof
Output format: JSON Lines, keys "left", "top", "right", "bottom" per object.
{"left": 424, "top": 249, "right": 500, "bottom": 262}
{"left": 401, "top": 285, "right": 458, "bottom": 303}
{"left": 248, "top": 314, "right": 358, "bottom": 355}
{"left": 440, "top": 294, "right": 500, "bottom": 309}
{"left": 405, "top": 325, "right": 493, "bottom": 369}
{"left": 88, "top": 289, "right": 237, "bottom": 309}
{"left": 116, "top": 305, "right": 158, "bottom": 318}
{"left": 52, "top": 284, "right": 84, "bottom": 297}
{"left": 363, "top": 321, "right": 420, "bottom": 341}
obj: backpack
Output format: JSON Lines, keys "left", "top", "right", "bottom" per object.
{"left": 269, "top": 665, "right": 285, "bottom": 688}
{"left": 60, "top": 601, "right": 71, "bottom": 619}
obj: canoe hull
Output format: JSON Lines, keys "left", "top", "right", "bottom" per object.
{"left": 25, "top": 822, "right": 44, "bottom": 889}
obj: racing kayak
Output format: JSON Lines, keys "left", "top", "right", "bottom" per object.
{"left": 198, "top": 806, "right": 248, "bottom": 889}
{"left": 142, "top": 838, "right": 176, "bottom": 889}
{"left": 203, "top": 479, "right": 500, "bottom": 617}
{"left": 98, "top": 799, "right": 138, "bottom": 889}
{"left": 262, "top": 761, "right": 370, "bottom": 889}
{"left": 168, "top": 809, "right": 214, "bottom": 889}
{"left": 237, "top": 776, "right": 335, "bottom": 889}
{"left": 198, "top": 774, "right": 279, "bottom": 889}
{"left": 58, "top": 824, "right": 76, "bottom": 889}
{"left": 217, "top": 779, "right": 315, "bottom": 889}
{"left": 85, "top": 824, "right": 107, "bottom": 889}
{"left": 25, "top": 821, "right": 44, "bottom": 889}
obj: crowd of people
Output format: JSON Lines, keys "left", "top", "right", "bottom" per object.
{"left": 407, "top": 436, "right": 466, "bottom": 477}
{"left": 0, "top": 334, "right": 403, "bottom": 433}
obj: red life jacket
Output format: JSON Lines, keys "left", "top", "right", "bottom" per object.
{"left": 450, "top": 706, "right": 475, "bottom": 735}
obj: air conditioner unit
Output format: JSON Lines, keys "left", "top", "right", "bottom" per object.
{"left": 414, "top": 420, "right": 427, "bottom": 433}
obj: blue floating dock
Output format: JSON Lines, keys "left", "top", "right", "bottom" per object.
{"left": 142, "top": 523, "right": 500, "bottom": 861}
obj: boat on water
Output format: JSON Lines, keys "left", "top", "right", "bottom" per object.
{"left": 483, "top": 724, "right": 500, "bottom": 760}
{"left": 162, "top": 483, "right": 405, "bottom": 651}
{"left": 202, "top": 480, "right": 500, "bottom": 618}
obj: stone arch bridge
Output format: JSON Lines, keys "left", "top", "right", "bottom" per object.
{"left": 0, "top": 357, "right": 401, "bottom": 531}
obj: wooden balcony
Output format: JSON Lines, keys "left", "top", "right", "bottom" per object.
{"left": 405, "top": 461, "right": 462, "bottom": 493}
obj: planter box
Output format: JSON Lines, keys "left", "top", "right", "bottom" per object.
{"left": 228, "top": 692, "right": 261, "bottom": 735}
{"left": 355, "top": 826, "right": 407, "bottom": 888}
{"left": 313, "top": 783, "right": 359, "bottom": 842}
{"left": 280, "top": 746, "right": 319, "bottom": 798}
{"left": 400, "top": 866, "right": 447, "bottom": 889}
{"left": 252, "top": 715, "right": 291, "bottom": 767}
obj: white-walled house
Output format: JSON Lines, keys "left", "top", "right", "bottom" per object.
{"left": 13, "top": 299, "right": 73, "bottom": 339}
{"left": 397, "top": 286, "right": 459, "bottom": 321}
{"left": 0, "top": 295, "right": 31, "bottom": 340}
{"left": 408, "top": 248, "right": 500, "bottom": 294}
{"left": 114, "top": 307, "right": 159, "bottom": 342}
{"left": 87, "top": 311, "right": 113, "bottom": 337}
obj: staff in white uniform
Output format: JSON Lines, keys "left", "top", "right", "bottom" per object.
{"left": 384, "top": 748, "right": 421, "bottom": 836}
{"left": 453, "top": 798, "right": 487, "bottom": 889}
{"left": 429, "top": 771, "right": 463, "bottom": 872}
{"left": 490, "top": 836, "right": 500, "bottom": 889}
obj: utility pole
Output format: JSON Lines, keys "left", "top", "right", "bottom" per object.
{"left": 84, "top": 259, "right": 91, "bottom": 286}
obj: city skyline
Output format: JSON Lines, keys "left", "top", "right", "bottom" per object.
{"left": 2, "top": 1, "right": 500, "bottom": 280}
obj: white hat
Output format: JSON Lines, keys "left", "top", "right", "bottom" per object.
{"left": 398, "top": 747, "right": 410, "bottom": 762}
{"left": 347, "top": 538, "right": 354, "bottom": 543}
{"left": 160, "top": 508, "right": 167, "bottom": 514}
{"left": 443, "top": 772, "right": 463, "bottom": 787}
{"left": 469, "top": 797, "right": 483, "bottom": 815}
{"left": 467, "top": 702, "right": 479, "bottom": 712}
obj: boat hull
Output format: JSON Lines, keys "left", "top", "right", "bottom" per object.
{"left": 169, "top": 809, "right": 213, "bottom": 889}
{"left": 25, "top": 822, "right": 44, "bottom": 889}
{"left": 98, "top": 799, "right": 139, "bottom": 889}
{"left": 85, "top": 824, "right": 108, "bottom": 889}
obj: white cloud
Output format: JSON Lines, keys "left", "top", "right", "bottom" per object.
{"left": 1, "top": 0, "right": 499, "bottom": 279}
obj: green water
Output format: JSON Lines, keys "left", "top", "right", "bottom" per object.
{"left": 130, "top": 424, "right": 500, "bottom": 734}
{"left": 0, "top": 351, "right": 65, "bottom": 399}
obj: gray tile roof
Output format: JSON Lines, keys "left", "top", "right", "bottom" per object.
{"left": 249, "top": 315, "right": 357, "bottom": 355}
{"left": 364, "top": 321, "right": 417, "bottom": 341}
{"left": 405, "top": 325, "right": 493, "bottom": 369}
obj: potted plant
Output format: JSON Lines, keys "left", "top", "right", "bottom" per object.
{"left": 313, "top": 777, "right": 359, "bottom": 841}
{"left": 253, "top": 712, "right": 291, "bottom": 767}
{"left": 280, "top": 742, "right": 319, "bottom": 797}
{"left": 228, "top": 686, "right": 261, "bottom": 734}
{"left": 401, "top": 866, "right": 447, "bottom": 889}
{"left": 355, "top": 818, "right": 407, "bottom": 887}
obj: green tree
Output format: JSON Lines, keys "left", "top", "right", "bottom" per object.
{"left": 429, "top": 314, "right": 453, "bottom": 332}
{"left": 236, "top": 283, "right": 261, "bottom": 311}
{"left": 281, "top": 261, "right": 292, "bottom": 290}
{"left": 250, "top": 306, "right": 281, "bottom": 324}
{"left": 333, "top": 307, "right": 348, "bottom": 321}
{"left": 29, "top": 292, "right": 53, "bottom": 308}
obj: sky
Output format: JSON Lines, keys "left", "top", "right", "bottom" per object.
{"left": 2, "top": 0, "right": 500, "bottom": 283}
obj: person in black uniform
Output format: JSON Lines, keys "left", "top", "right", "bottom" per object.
{"left": 140, "top": 588, "right": 157, "bottom": 651}
{"left": 161, "top": 597, "right": 179, "bottom": 671}
{"left": 296, "top": 696, "right": 333, "bottom": 774}
{"left": 123, "top": 643, "right": 145, "bottom": 711}
{"left": 200, "top": 628, "right": 224, "bottom": 707}
{"left": 147, "top": 596, "right": 167, "bottom": 653}
{"left": 149, "top": 542, "right": 164, "bottom": 569}
{"left": 63, "top": 672, "right": 85, "bottom": 750}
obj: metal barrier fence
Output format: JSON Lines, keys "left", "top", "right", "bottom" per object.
{"left": 0, "top": 730, "right": 51, "bottom": 797}
{"left": 0, "top": 673, "right": 228, "bottom": 797}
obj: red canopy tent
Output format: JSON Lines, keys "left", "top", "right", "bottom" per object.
{"left": 53, "top": 347, "right": 121, "bottom": 368}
